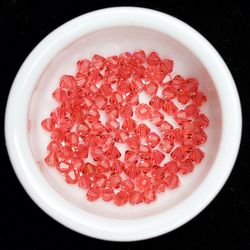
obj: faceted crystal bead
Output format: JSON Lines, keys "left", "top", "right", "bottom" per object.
{"left": 129, "top": 191, "right": 143, "bottom": 205}
{"left": 162, "top": 85, "right": 176, "bottom": 101}
{"left": 135, "top": 104, "right": 151, "bottom": 120}
{"left": 41, "top": 118, "right": 55, "bottom": 132}
{"left": 92, "top": 54, "right": 106, "bottom": 70}
{"left": 76, "top": 123, "right": 89, "bottom": 137}
{"left": 124, "top": 150, "right": 138, "bottom": 164}
{"left": 138, "top": 144, "right": 152, "bottom": 160}
{"left": 121, "top": 179, "right": 135, "bottom": 193}
{"left": 163, "top": 160, "right": 179, "bottom": 174}
{"left": 108, "top": 174, "right": 122, "bottom": 189}
{"left": 162, "top": 101, "right": 178, "bottom": 116}
{"left": 135, "top": 124, "right": 150, "bottom": 137}
{"left": 97, "top": 159, "right": 111, "bottom": 173}
{"left": 120, "top": 104, "right": 133, "bottom": 118}
{"left": 146, "top": 132, "right": 161, "bottom": 148}
{"left": 45, "top": 152, "right": 59, "bottom": 167}
{"left": 194, "top": 113, "right": 209, "bottom": 128}
{"left": 91, "top": 147, "right": 105, "bottom": 161}
{"left": 50, "top": 106, "right": 66, "bottom": 120}
{"left": 192, "top": 91, "right": 207, "bottom": 106}
{"left": 60, "top": 75, "right": 76, "bottom": 89}
{"left": 179, "top": 159, "right": 194, "bottom": 174}
{"left": 105, "top": 104, "right": 119, "bottom": 119}
{"left": 106, "top": 55, "right": 119, "bottom": 69}
{"left": 99, "top": 83, "right": 113, "bottom": 97}
{"left": 172, "top": 75, "right": 185, "bottom": 90}
{"left": 93, "top": 174, "right": 107, "bottom": 188}
{"left": 144, "top": 82, "right": 158, "bottom": 96}
{"left": 147, "top": 52, "right": 161, "bottom": 66}
{"left": 125, "top": 93, "right": 139, "bottom": 106}
{"left": 138, "top": 160, "right": 153, "bottom": 173}
{"left": 65, "top": 132, "right": 79, "bottom": 146}
{"left": 185, "top": 104, "right": 200, "bottom": 118}
{"left": 110, "top": 91, "right": 124, "bottom": 105}
{"left": 105, "top": 146, "right": 121, "bottom": 160}
{"left": 151, "top": 111, "right": 164, "bottom": 126}
{"left": 160, "top": 59, "right": 173, "bottom": 74}
{"left": 165, "top": 174, "right": 180, "bottom": 189}
{"left": 133, "top": 50, "right": 147, "bottom": 63}
{"left": 153, "top": 179, "right": 167, "bottom": 193}
{"left": 149, "top": 96, "right": 164, "bottom": 110}
{"left": 77, "top": 59, "right": 91, "bottom": 74}
{"left": 192, "top": 128, "right": 207, "bottom": 145}
{"left": 177, "top": 90, "right": 190, "bottom": 104}
{"left": 101, "top": 187, "right": 114, "bottom": 202}
{"left": 52, "top": 88, "right": 68, "bottom": 103}
{"left": 94, "top": 95, "right": 108, "bottom": 110}
{"left": 75, "top": 72, "right": 88, "bottom": 87}
{"left": 87, "top": 108, "right": 100, "bottom": 123}
{"left": 122, "top": 118, "right": 137, "bottom": 132}
{"left": 136, "top": 175, "right": 152, "bottom": 191}
{"left": 151, "top": 166, "right": 165, "bottom": 180}
{"left": 124, "top": 164, "right": 139, "bottom": 179}
{"left": 111, "top": 160, "right": 124, "bottom": 174}
{"left": 47, "top": 141, "right": 60, "bottom": 152}
{"left": 160, "top": 138, "right": 174, "bottom": 153}
{"left": 82, "top": 162, "right": 96, "bottom": 176}
{"left": 159, "top": 121, "right": 173, "bottom": 136}
{"left": 184, "top": 78, "right": 199, "bottom": 93}
{"left": 189, "top": 148, "right": 205, "bottom": 164}
{"left": 143, "top": 189, "right": 157, "bottom": 204}
{"left": 171, "top": 147, "right": 187, "bottom": 161}
{"left": 87, "top": 186, "right": 100, "bottom": 201}
{"left": 114, "top": 190, "right": 128, "bottom": 206}
{"left": 70, "top": 157, "right": 84, "bottom": 171}
{"left": 105, "top": 118, "right": 120, "bottom": 131}
{"left": 51, "top": 129, "right": 65, "bottom": 142}
{"left": 152, "top": 149, "right": 165, "bottom": 165}
{"left": 78, "top": 175, "right": 92, "bottom": 189}
{"left": 126, "top": 135, "right": 140, "bottom": 150}
{"left": 65, "top": 170, "right": 79, "bottom": 184}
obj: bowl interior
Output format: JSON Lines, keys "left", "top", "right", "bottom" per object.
{"left": 28, "top": 26, "right": 222, "bottom": 219}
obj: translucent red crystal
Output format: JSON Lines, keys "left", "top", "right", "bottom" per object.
{"left": 42, "top": 50, "right": 209, "bottom": 206}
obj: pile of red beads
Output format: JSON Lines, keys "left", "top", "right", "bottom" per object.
{"left": 41, "top": 50, "right": 209, "bottom": 206}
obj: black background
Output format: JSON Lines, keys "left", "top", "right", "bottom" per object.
{"left": 0, "top": 0, "right": 249, "bottom": 249}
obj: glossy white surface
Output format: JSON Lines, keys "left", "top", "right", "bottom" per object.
{"left": 5, "top": 7, "right": 241, "bottom": 241}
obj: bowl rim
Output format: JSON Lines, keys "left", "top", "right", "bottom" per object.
{"left": 5, "top": 7, "right": 242, "bottom": 241}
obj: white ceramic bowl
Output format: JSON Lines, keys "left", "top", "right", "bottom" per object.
{"left": 5, "top": 7, "right": 242, "bottom": 241}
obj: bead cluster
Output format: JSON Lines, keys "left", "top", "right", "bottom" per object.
{"left": 41, "top": 50, "right": 209, "bottom": 206}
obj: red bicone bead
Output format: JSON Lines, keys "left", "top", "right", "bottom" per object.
{"left": 143, "top": 189, "right": 157, "bottom": 204}
{"left": 57, "top": 161, "right": 70, "bottom": 173}
{"left": 151, "top": 166, "right": 165, "bottom": 180}
{"left": 92, "top": 54, "right": 106, "bottom": 70}
{"left": 99, "top": 83, "right": 113, "bottom": 97}
{"left": 105, "top": 146, "right": 121, "bottom": 160}
{"left": 129, "top": 191, "right": 143, "bottom": 205}
{"left": 151, "top": 111, "right": 164, "bottom": 126}
{"left": 138, "top": 144, "right": 152, "bottom": 160}
{"left": 101, "top": 187, "right": 114, "bottom": 202}
{"left": 111, "top": 160, "right": 124, "bottom": 174}
{"left": 121, "top": 179, "right": 135, "bottom": 193}
{"left": 82, "top": 162, "right": 96, "bottom": 176}
{"left": 153, "top": 179, "right": 167, "bottom": 193}
{"left": 192, "top": 91, "right": 207, "bottom": 106}
{"left": 135, "top": 104, "right": 151, "bottom": 120}
{"left": 65, "top": 170, "right": 79, "bottom": 184}
{"left": 110, "top": 91, "right": 124, "bottom": 105}
{"left": 136, "top": 175, "right": 152, "bottom": 191}
{"left": 47, "top": 141, "right": 60, "bottom": 152}
{"left": 70, "top": 157, "right": 84, "bottom": 171}
{"left": 160, "top": 138, "right": 174, "bottom": 153}
{"left": 184, "top": 78, "right": 199, "bottom": 93}
{"left": 165, "top": 174, "right": 180, "bottom": 189}
{"left": 135, "top": 124, "right": 150, "bottom": 137}
{"left": 194, "top": 113, "right": 209, "bottom": 128}
{"left": 52, "top": 88, "right": 68, "bottom": 103}
{"left": 185, "top": 104, "right": 200, "bottom": 118}
{"left": 124, "top": 164, "right": 139, "bottom": 179}
{"left": 163, "top": 160, "right": 179, "bottom": 174}
{"left": 93, "top": 173, "right": 107, "bottom": 188}
{"left": 177, "top": 90, "right": 190, "bottom": 104}
{"left": 120, "top": 104, "right": 133, "bottom": 118}
{"left": 147, "top": 52, "right": 161, "bottom": 66}
{"left": 50, "top": 106, "right": 66, "bottom": 120}
{"left": 144, "top": 82, "right": 158, "bottom": 96}
{"left": 162, "top": 101, "right": 178, "bottom": 116}
{"left": 97, "top": 159, "right": 111, "bottom": 173}
{"left": 106, "top": 55, "right": 119, "bottom": 69}
{"left": 41, "top": 118, "right": 55, "bottom": 132}
{"left": 45, "top": 152, "right": 59, "bottom": 167}
{"left": 138, "top": 160, "right": 153, "bottom": 173}
{"left": 60, "top": 75, "right": 76, "bottom": 89}
{"left": 126, "top": 135, "right": 140, "bottom": 150}
{"left": 122, "top": 118, "right": 137, "bottom": 132}
{"left": 160, "top": 59, "right": 173, "bottom": 74}
{"left": 172, "top": 75, "right": 185, "bottom": 90}
{"left": 95, "top": 95, "right": 108, "bottom": 110}
{"left": 179, "top": 159, "right": 194, "bottom": 174}
{"left": 189, "top": 148, "right": 205, "bottom": 164}
{"left": 108, "top": 174, "right": 122, "bottom": 189}
{"left": 76, "top": 123, "right": 89, "bottom": 137}
{"left": 146, "top": 132, "right": 161, "bottom": 148}
{"left": 149, "top": 96, "right": 164, "bottom": 110}
{"left": 78, "top": 175, "right": 92, "bottom": 190}
{"left": 87, "top": 186, "right": 100, "bottom": 201}
{"left": 74, "top": 144, "right": 88, "bottom": 159}
{"left": 152, "top": 149, "right": 165, "bottom": 165}
{"left": 162, "top": 85, "right": 176, "bottom": 101}
{"left": 105, "top": 118, "right": 120, "bottom": 131}
{"left": 159, "top": 121, "right": 173, "bottom": 137}
{"left": 124, "top": 150, "right": 138, "bottom": 164}
{"left": 77, "top": 59, "right": 91, "bottom": 74}
{"left": 171, "top": 147, "right": 187, "bottom": 161}
{"left": 114, "top": 190, "right": 128, "bottom": 206}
